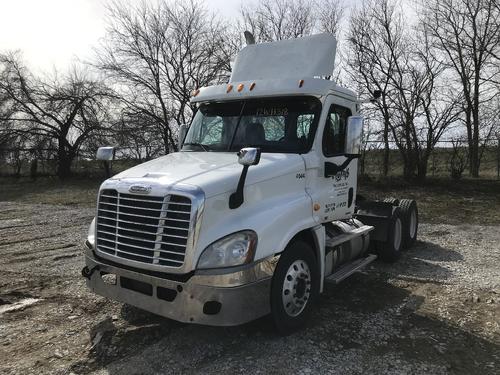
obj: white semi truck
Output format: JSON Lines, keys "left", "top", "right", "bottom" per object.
{"left": 82, "top": 34, "right": 418, "bottom": 333}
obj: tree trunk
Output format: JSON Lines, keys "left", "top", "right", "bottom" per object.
{"left": 401, "top": 149, "right": 418, "bottom": 181}
{"left": 57, "top": 156, "right": 73, "bottom": 179}
{"left": 57, "top": 140, "right": 74, "bottom": 179}
{"left": 30, "top": 159, "right": 38, "bottom": 180}
{"left": 417, "top": 157, "right": 428, "bottom": 182}
{"left": 383, "top": 117, "right": 390, "bottom": 177}
{"left": 465, "top": 109, "right": 479, "bottom": 178}
{"left": 470, "top": 106, "right": 480, "bottom": 177}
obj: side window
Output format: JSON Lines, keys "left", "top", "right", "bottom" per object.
{"left": 322, "top": 105, "right": 351, "bottom": 156}
{"left": 297, "top": 114, "right": 314, "bottom": 138}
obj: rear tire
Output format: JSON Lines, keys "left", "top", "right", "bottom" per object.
{"left": 398, "top": 199, "right": 418, "bottom": 249}
{"left": 383, "top": 197, "right": 400, "bottom": 206}
{"left": 376, "top": 208, "right": 403, "bottom": 263}
{"left": 270, "top": 240, "right": 319, "bottom": 335}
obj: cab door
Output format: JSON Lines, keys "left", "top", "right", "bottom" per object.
{"left": 315, "top": 97, "right": 358, "bottom": 222}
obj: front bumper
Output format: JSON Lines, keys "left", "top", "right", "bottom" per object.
{"left": 84, "top": 251, "right": 279, "bottom": 326}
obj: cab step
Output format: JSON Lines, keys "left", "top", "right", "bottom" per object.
{"left": 325, "top": 254, "right": 377, "bottom": 284}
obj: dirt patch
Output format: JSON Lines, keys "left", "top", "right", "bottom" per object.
{"left": 0, "top": 181, "right": 499, "bottom": 374}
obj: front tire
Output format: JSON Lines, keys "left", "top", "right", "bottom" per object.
{"left": 270, "top": 240, "right": 319, "bottom": 335}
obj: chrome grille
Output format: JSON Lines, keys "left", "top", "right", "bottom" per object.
{"left": 96, "top": 189, "right": 191, "bottom": 267}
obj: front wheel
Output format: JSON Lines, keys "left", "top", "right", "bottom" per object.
{"left": 270, "top": 240, "right": 319, "bottom": 335}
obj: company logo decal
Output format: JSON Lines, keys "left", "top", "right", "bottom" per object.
{"left": 334, "top": 168, "right": 350, "bottom": 182}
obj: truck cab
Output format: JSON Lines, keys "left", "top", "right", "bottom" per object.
{"left": 83, "top": 34, "right": 418, "bottom": 333}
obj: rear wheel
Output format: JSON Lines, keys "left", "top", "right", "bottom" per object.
{"left": 271, "top": 240, "right": 319, "bottom": 335}
{"left": 383, "top": 197, "right": 400, "bottom": 206}
{"left": 376, "top": 208, "right": 403, "bottom": 263}
{"left": 398, "top": 199, "right": 418, "bottom": 249}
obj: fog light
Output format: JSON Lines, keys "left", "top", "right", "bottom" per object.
{"left": 203, "top": 301, "right": 222, "bottom": 315}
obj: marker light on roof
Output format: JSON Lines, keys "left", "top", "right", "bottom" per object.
{"left": 227, "top": 84, "right": 233, "bottom": 93}
{"left": 192, "top": 89, "right": 200, "bottom": 97}
{"left": 249, "top": 82, "right": 256, "bottom": 91}
{"left": 299, "top": 79, "right": 304, "bottom": 88}
{"left": 237, "top": 83, "right": 244, "bottom": 92}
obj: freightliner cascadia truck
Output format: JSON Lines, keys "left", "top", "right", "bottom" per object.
{"left": 82, "top": 33, "right": 418, "bottom": 334}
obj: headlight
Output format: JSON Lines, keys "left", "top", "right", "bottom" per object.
{"left": 87, "top": 217, "right": 96, "bottom": 248}
{"left": 197, "top": 230, "right": 257, "bottom": 269}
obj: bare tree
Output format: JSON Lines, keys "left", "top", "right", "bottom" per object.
{"left": 316, "top": 0, "right": 345, "bottom": 37}
{"left": 422, "top": 0, "right": 500, "bottom": 177}
{"left": 349, "top": 0, "right": 461, "bottom": 180}
{"left": 348, "top": 0, "right": 401, "bottom": 176}
{"left": 95, "top": 0, "right": 233, "bottom": 154}
{"left": 0, "top": 52, "right": 113, "bottom": 178}
{"left": 114, "top": 114, "right": 164, "bottom": 162}
{"left": 240, "top": 0, "right": 345, "bottom": 42}
{"left": 241, "top": 0, "right": 316, "bottom": 42}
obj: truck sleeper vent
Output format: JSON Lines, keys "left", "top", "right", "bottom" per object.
{"left": 96, "top": 189, "right": 192, "bottom": 268}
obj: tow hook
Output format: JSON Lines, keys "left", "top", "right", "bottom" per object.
{"left": 82, "top": 265, "right": 100, "bottom": 280}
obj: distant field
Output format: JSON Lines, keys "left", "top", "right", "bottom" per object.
{"left": 360, "top": 146, "right": 499, "bottom": 179}
{"left": 1, "top": 176, "right": 499, "bottom": 226}
{"left": 1, "top": 146, "right": 499, "bottom": 179}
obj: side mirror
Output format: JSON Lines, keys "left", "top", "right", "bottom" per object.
{"left": 230, "top": 147, "right": 261, "bottom": 209}
{"left": 178, "top": 124, "right": 188, "bottom": 149}
{"left": 96, "top": 146, "right": 115, "bottom": 161}
{"left": 237, "top": 147, "right": 261, "bottom": 166}
{"left": 345, "top": 116, "right": 363, "bottom": 156}
{"left": 96, "top": 146, "right": 115, "bottom": 178}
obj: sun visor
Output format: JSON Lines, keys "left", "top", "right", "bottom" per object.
{"left": 229, "top": 33, "right": 337, "bottom": 82}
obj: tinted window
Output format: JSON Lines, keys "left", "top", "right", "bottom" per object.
{"left": 322, "top": 105, "right": 351, "bottom": 156}
{"left": 183, "top": 97, "right": 321, "bottom": 153}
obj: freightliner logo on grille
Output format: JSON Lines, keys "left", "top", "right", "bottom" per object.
{"left": 128, "top": 185, "right": 152, "bottom": 194}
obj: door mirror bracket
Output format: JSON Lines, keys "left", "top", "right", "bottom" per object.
{"left": 96, "top": 146, "right": 115, "bottom": 177}
{"left": 230, "top": 148, "right": 261, "bottom": 209}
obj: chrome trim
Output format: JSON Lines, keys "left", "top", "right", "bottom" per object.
{"left": 94, "top": 179, "right": 205, "bottom": 274}
{"left": 191, "top": 255, "right": 280, "bottom": 287}
{"left": 85, "top": 253, "right": 273, "bottom": 326}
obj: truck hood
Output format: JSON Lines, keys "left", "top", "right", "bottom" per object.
{"left": 112, "top": 151, "right": 305, "bottom": 198}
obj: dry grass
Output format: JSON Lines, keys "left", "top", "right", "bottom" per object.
{"left": 1, "top": 176, "right": 499, "bottom": 225}
{"left": 359, "top": 176, "right": 500, "bottom": 225}
{"left": 0, "top": 177, "right": 101, "bottom": 207}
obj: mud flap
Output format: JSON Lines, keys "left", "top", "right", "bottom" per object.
{"left": 354, "top": 201, "right": 398, "bottom": 242}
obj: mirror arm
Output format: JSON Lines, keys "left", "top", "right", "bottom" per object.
{"left": 103, "top": 160, "right": 112, "bottom": 177}
{"left": 229, "top": 165, "right": 249, "bottom": 209}
{"left": 324, "top": 154, "right": 359, "bottom": 177}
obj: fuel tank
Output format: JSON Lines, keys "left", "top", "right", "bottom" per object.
{"left": 324, "top": 219, "right": 371, "bottom": 274}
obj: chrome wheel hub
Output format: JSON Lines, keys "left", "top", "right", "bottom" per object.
{"left": 282, "top": 260, "right": 311, "bottom": 317}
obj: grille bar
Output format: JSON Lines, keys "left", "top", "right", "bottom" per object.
{"left": 96, "top": 189, "right": 192, "bottom": 268}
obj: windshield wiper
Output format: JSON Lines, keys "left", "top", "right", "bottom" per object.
{"left": 183, "top": 142, "right": 211, "bottom": 151}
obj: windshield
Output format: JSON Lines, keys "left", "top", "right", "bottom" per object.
{"left": 182, "top": 96, "right": 321, "bottom": 153}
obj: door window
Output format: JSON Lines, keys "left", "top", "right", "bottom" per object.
{"left": 322, "top": 105, "right": 351, "bottom": 156}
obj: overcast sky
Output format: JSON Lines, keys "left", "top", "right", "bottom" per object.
{"left": 0, "top": 0, "right": 244, "bottom": 72}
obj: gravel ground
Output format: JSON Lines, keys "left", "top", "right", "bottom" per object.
{"left": 0, "top": 200, "right": 499, "bottom": 375}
